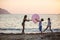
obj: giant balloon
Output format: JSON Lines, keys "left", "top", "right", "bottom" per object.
{"left": 32, "top": 14, "right": 40, "bottom": 23}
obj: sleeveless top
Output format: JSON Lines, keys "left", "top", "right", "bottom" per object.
{"left": 39, "top": 21, "right": 42, "bottom": 26}
{"left": 47, "top": 20, "right": 51, "bottom": 26}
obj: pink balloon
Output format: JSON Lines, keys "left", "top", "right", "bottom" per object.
{"left": 32, "top": 14, "right": 40, "bottom": 23}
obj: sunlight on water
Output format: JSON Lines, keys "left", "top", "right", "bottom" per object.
{"left": 0, "top": 14, "right": 60, "bottom": 33}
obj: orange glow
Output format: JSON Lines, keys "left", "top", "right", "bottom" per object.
{"left": 0, "top": 0, "right": 60, "bottom": 14}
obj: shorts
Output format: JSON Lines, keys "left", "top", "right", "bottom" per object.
{"left": 39, "top": 26, "right": 42, "bottom": 31}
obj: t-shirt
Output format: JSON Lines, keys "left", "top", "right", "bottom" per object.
{"left": 39, "top": 21, "right": 42, "bottom": 26}
{"left": 47, "top": 20, "right": 51, "bottom": 26}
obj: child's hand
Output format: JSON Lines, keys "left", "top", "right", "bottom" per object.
{"left": 35, "top": 19, "right": 40, "bottom": 22}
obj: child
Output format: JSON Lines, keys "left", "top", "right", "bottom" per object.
{"left": 22, "top": 15, "right": 31, "bottom": 34}
{"left": 43, "top": 18, "right": 53, "bottom": 32}
{"left": 39, "top": 19, "right": 44, "bottom": 34}
{"left": 36, "top": 18, "right": 44, "bottom": 34}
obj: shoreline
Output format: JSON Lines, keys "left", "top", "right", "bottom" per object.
{"left": 0, "top": 32, "right": 60, "bottom": 35}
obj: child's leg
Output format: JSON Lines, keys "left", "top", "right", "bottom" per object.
{"left": 49, "top": 26, "right": 53, "bottom": 32}
{"left": 39, "top": 26, "right": 42, "bottom": 33}
{"left": 43, "top": 26, "right": 48, "bottom": 32}
{"left": 22, "top": 25, "right": 25, "bottom": 34}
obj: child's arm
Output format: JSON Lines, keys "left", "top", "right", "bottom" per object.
{"left": 35, "top": 19, "right": 40, "bottom": 22}
{"left": 24, "top": 18, "right": 31, "bottom": 21}
{"left": 26, "top": 20, "right": 32, "bottom": 21}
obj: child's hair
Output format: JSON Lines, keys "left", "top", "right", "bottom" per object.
{"left": 41, "top": 18, "right": 44, "bottom": 21}
{"left": 48, "top": 18, "right": 50, "bottom": 20}
{"left": 24, "top": 15, "right": 27, "bottom": 18}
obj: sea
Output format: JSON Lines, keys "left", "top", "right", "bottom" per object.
{"left": 0, "top": 14, "right": 60, "bottom": 33}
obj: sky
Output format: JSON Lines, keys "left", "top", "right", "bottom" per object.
{"left": 0, "top": 0, "right": 60, "bottom": 14}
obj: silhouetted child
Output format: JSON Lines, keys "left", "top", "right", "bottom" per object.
{"left": 43, "top": 18, "right": 53, "bottom": 32}
{"left": 22, "top": 15, "right": 31, "bottom": 34}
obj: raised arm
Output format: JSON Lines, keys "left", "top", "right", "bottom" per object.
{"left": 26, "top": 19, "right": 32, "bottom": 22}
{"left": 35, "top": 19, "right": 40, "bottom": 22}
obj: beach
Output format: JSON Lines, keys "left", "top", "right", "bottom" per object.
{"left": 0, "top": 32, "right": 60, "bottom": 40}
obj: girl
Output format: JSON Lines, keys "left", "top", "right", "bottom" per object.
{"left": 22, "top": 15, "right": 31, "bottom": 34}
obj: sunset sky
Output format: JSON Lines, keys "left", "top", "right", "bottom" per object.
{"left": 0, "top": 0, "right": 60, "bottom": 14}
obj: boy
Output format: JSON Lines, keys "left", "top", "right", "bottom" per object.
{"left": 43, "top": 18, "right": 53, "bottom": 32}
{"left": 36, "top": 18, "right": 44, "bottom": 34}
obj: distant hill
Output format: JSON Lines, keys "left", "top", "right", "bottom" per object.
{"left": 0, "top": 8, "right": 10, "bottom": 14}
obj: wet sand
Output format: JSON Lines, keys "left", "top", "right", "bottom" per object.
{"left": 0, "top": 32, "right": 60, "bottom": 40}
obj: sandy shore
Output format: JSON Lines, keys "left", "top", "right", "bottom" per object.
{"left": 0, "top": 32, "right": 60, "bottom": 40}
